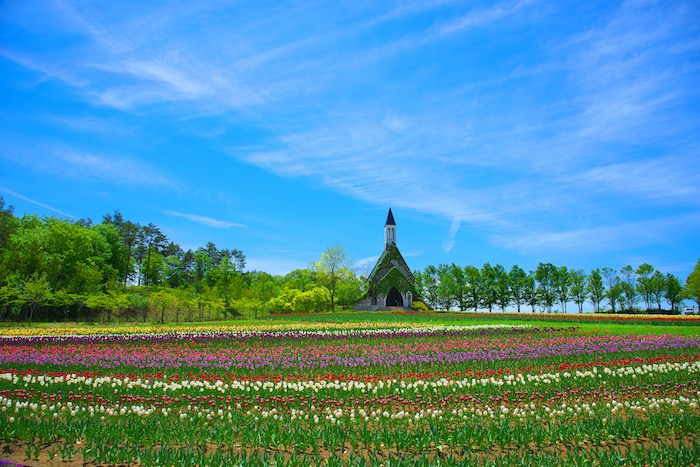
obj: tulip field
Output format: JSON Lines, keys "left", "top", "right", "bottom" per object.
{"left": 1, "top": 315, "right": 700, "bottom": 466}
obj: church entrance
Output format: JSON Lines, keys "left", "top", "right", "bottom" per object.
{"left": 387, "top": 287, "right": 404, "bottom": 307}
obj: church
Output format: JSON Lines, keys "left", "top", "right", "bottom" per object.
{"left": 354, "top": 208, "right": 420, "bottom": 310}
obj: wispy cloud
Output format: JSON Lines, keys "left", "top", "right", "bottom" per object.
{"left": 0, "top": 135, "right": 176, "bottom": 188}
{"left": 4, "top": 0, "right": 698, "bottom": 261}
{"left": 0, "top": 186, "right": 76, "bottom": 218}
{"left": 570, "top": 155, "right": 700, "bottom": 204}
{"left": 437, "top": 0, "right": 539, "bottom": 35}
{"left": 491, "top": 214, "right": 700, "bottom": 255}
{"left": 163, "top": 210, "right": 247, "bottom": 229}
{"left": 442, "top": 216, "right": 461, "bottom": 252}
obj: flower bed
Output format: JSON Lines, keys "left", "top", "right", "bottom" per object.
{"left": 1, "top": 322, "right": 699, "bottom": 466}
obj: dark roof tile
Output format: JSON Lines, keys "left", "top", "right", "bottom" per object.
{"left": 385, "top": 208, "right": 396, "bottom": 226}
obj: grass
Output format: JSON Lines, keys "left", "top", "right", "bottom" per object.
{"left": 3, "top": 310, "right": 699, "bottom": 337}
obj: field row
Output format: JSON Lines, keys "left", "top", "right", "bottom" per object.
{"left": 1, "top": 323, "right": 699, "bottom": 466}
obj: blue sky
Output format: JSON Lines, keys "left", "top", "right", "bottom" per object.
{"left": 1, "top": 0, "right": 699, "bottom": 280}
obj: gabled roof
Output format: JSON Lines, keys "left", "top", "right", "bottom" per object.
{"left": 366, "top": 243, "right": 415, "bottom": 286}
{"left": 385, "top": 208, "right": 396, "bottom": 226}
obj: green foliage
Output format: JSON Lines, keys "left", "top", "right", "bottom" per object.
{"left": 412, "top": 300, "right": 429, "bottom": 312}
{"left": 508, "top": 265, "right": 527, "bottom": 313}
{"left": 664, "top": 273, "right": 684, "bottom": 312}
{"left": 569, "top": 269, "right": 587, "bottom": 314}
{"left": 636, "top": 263, "right": 655, "bottom": 311}
{"left": 480, "top": 263, "right": 499, "bottom": 312}
{"left": 683, "top": 259, "right": 700, "bottom": 311}
{"left": 292, "top": 286, "right": 330, "bottom": 313}
{"left": 414, "top": 266, "right": 439, "bottom": 310}
{"left": 376, "top": 267, "right": 416, "bottom": 300}
{"left": 619, "top": 265, "right": 638, "bottom": 312}
{"left": 586, "top": 268, "right": 605, "bottom": 313}
{"left": 267, "top": 288, "right": 302, "bottom": 313}
{"left": 552, "top": 265, "right": 571, "bottom": 313}
{"left": 535, "top": 263, "right": 557, "bottom": 312}
{"left": 313, "top": 246, "right": 354, "bottom": 311}
{"left": 602, "top": 267, "right": 623, "bottom": 313}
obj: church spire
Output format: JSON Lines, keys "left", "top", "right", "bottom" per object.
{"left": 385, "top": 208, "right": 396, "bottom": 226}
{"left": 384, "top": 208, "right": 396, "bottom": 250}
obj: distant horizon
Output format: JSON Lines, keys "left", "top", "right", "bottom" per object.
{"left": 2, "top": 0, "right": 698, "bottom": 280}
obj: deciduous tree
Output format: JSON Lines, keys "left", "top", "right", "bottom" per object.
{"left": 535, "top": 263, "right": 557, "bottom": 313}
{"left": 636, "top": 263, "right": 655, "bottom": 311}
{"left": 586, "top": 268, "right": 605, "bottom": 313}
{"left": 553, "top": 266, "right": 571, "bottom": 313}
{"left": 508, "top": 265, "right": 527, "bottom": 313}
{"left": 664, "top": 273, "right": 684, "bottom": 312}
{"left": 620, "top": 265, "right": 638, "bottom": 312}
{"left": 684, "top": 259, "right": 700, "bottom": 312}
{"left": 602, "top": 267, "right": 622, "bottom": 313}
{"left": 312, "top": 246, "right": 353, "bottom": 312}
{"left": 570, "top": 269, "right": 588, "bottom": 314}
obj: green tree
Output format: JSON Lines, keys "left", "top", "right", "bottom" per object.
{"left": 85, "top": 292, "right": 112, "bottom": 324}
{"left": 292, "top": 287, "right": 330, "bottom": 313}
{"left": 587, "top": 268, "right": 605, "bottom": 313}
{"left": 448, "top": 263, "right": 468, "bottom": 311}
{"left": 0, "top": 277, "right": 20, "bottom": 322}
{"left": 150, "top": 288, "right": 177, "bottom": 324}
{"left": 664, "top": 273, "right": 684, "bottom": 312}
{"left": 335, "top": 273, "right": 363, "bottom": 308}
{"left": 17, "top": 274, "right": 52, "bottom": 326}
{"left": 0, "top": 196, "right": 20, "bottom": 249}
{"left": 602, "top": 267, "right": 622, "bottom": 313}
{"left": 493, "top": 264, "right": 510, "bottom": 312}
{"left": 138, "top": 223, "right": 168, "bottom": 287}
{"left": 282, "top": 269, "right": 316, "bottom": 291}
{"left": 128, "top": 289, "right": 150, "bottom": 323}
{"left": 523, "top": 272, "right": 539, "bottom": 313}
{"left": 636, "top": 263, "right": 655, "bottom": 311}
{"left": 268, "top": 288, "right": 302, "bottom": 314}
{"left": 102, "top": 210, "right": 141, "bottom": 285}
{"left": 620, "top": 265, "right": 638, "bottom": 312}
{"left": 107, "top": 289, "right": 130, "bottom": 323}
{"left": 312, "top": 246, "right": 353, "bottom": 312}
{"left": 248, "top": 272, "right": 278, "bottom": 311}
{"left": 684, "top": 259, "right": 700, "bottom": 312}
{"left": 535, "top": 263, "right": 557, "bottom": 313}
{"left": 508, "top": 265, "right": 527, "bottom": 313}
{"left": 480, "top": 263, "right": 498, "bottom": 313}
{"left": 436, "top": 264, "right": 455, "bottom": 311}
{"left": 415, "top": 266, "right": 439, "bottom": 310}
{"left": 650, "top": 270, "right": 666, "bottom": 311}
{"left": 50, "top": 289, "right": 74, "bottom": 323}
{"left": 569, "top": 269, "right": 588, "bottom": 314}
{"left": 463, "top": 266, "right": 482, "bottom": 312}
{"left": 553, "top": 266, "right": 571, "bottom": 313}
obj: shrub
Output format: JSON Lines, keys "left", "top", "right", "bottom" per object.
{"left": 412, "top": 301, "right": 429, "bottom": 312}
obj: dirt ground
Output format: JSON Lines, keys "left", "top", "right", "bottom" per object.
{"left": 2, "top": 433, "right": 699, "bottom": 467}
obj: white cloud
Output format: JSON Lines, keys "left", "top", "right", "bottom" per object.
{"left": 437, "top": 0, "right": 539, "bottom": 35}
{"left": 4, "top": 0, "right": 698, "bottom": 261}
{"left": 491, "top": 214, "right": 700, "bottom": 255}
{"left": 0, "top": 186, "right": 76, "bottom": 219}
{"left": 163, "top": 210, "right": 247, "bottom": 229}
{"left": 442, "top": 216, "right": 461, "bottom": 252}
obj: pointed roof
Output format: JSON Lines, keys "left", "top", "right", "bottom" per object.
{"left": 385, "top": 208, "right": 396, "bottom": 226}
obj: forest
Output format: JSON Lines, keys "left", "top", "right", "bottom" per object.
{"left": 413, "top": 261, "right": 696, "bottom": 314}
{"left": 0, "top": 198, "right": 362, "bottom": 324}
{"left": 1, "top": 196, "right": 698, "bottom": 324}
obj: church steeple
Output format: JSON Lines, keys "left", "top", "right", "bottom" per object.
{"left": 384, "top": 208, "right": 396, "bottom": 250}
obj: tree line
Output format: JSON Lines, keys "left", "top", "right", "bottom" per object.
{"left": 0, "top": 198, "right": 362, "bottom": 324}
{"left": 414, "top": 260, "right": 699, "bottom": 314}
